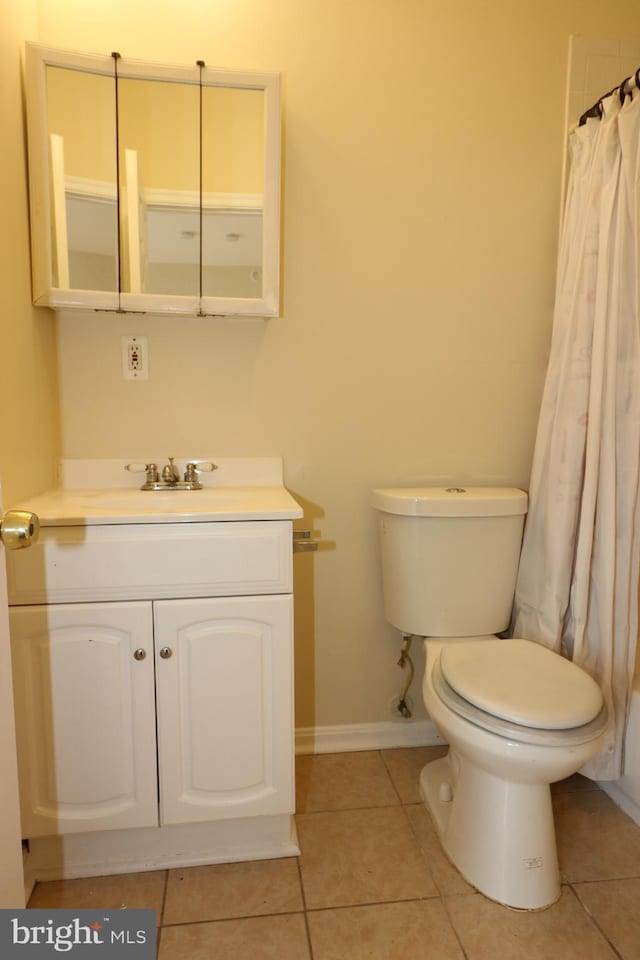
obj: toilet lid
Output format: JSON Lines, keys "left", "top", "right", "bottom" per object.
{"left": 439, "top": 639, "right": 603, "bottom": 730}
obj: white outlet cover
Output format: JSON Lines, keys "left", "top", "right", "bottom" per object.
{"left": 122, "top": 335, "right": 149, "bottom": 380}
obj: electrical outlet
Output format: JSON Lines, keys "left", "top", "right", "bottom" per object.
{"left": 122, "top": 336, "right": 149, "bottom": 380}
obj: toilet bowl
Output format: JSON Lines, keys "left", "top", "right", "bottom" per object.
{"left": 371, "top": 485, "right": 609, "bottom": 910}
{"left": 421, "top": 636, "right": 607, "bottom": 910}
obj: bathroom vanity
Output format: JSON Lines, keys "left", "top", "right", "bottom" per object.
{"left": 6, "top": 459, "right": 304, "bottom": 880}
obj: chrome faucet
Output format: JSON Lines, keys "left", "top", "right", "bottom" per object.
{"left": 125, "top": 459, "right": 217, "bottom": 491}
{"left": 161, "top": 457, "right": 181, "bottom": 485}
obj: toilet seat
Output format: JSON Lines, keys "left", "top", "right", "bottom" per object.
{"left": 432, "top": 639, "right": 608, "bottom": 747}
{"left": 440, "top": 638, "right": 603, "bottom": 729}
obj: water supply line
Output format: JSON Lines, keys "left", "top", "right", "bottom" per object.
{"left": 396, "top": 634, "right": 414, "bottom": 718}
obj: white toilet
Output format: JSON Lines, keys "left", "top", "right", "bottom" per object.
{"left": 371, "top": 486, "right": 608, "bottom": 911}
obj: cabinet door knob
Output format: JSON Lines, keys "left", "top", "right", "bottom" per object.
{"left": 159, "top": 646, "right": 173, "bottom": 659}
{"left": 133, "top": 648, "right": 147, "bottom": 661}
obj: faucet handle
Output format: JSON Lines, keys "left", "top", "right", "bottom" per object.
{"left": 125, "top": 462, "right": 159, "bottom": 483}
{"left": 184, "top": 461, "right": 218, "bottom": 482}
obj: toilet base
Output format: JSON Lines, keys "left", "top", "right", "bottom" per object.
{"left": 420, "top": 754, "right": 561, "bottom": 910}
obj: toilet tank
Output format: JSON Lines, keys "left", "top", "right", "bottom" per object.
{"left": 371, "top": 487, "right": 528, "bottom": 637}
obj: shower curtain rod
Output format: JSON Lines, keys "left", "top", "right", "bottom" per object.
{"left": 579, "top": 68, "right": 640, "bottom": 126}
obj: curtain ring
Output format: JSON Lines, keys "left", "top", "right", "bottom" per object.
{"left": 619, "top": 78, "right": 631, "bottom": 104}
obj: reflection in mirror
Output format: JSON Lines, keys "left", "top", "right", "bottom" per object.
{"left": 201, "top": 86, "right": 265, "bottom": 299}
{"left": 117, "top": 77, "right": 200, "bottom": 296}
{"left": 45, "top": 66, "right": 118, "bottom": 291}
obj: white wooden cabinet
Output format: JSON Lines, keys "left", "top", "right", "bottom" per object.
{"left": 8, "top": 522, "right": 295, "bottom": 842}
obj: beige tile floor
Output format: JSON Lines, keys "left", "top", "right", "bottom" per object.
{"left": 28, "top": 746, "right": 640, "bottom": 959}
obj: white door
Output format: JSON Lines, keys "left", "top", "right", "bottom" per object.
{"left": 155, "top": 595, "right": 294, "bottom": 825}
{"left": 0, "top": 498, "right": 29, "bottom": 907}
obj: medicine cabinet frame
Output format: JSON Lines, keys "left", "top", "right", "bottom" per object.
{"left": 25, "top": 43, "right": 282, "bottom": 317}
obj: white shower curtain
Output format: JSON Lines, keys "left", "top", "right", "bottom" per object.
{"left": 512, "top": 87, "right": 640, "bottom": 780}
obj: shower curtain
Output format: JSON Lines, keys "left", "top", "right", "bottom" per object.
{"left": 512, "top": 86, "right": 640, "bottom": 780}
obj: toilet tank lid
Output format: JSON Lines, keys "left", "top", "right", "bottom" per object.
{"left": 370, "top": 486, "right": 528, "bottom": 518}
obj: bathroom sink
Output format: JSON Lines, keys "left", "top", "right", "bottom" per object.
{"left": 9, "top": 458, "right": 304, "bottom": 526}
{"left": 75, "top": 488, "right": 241, "bottom": 511}
{"left": 12, "top": 484, "right": 303, "bottom": 526}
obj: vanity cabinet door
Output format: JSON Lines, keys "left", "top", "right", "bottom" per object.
{"left": 10, "top": 602, "right": 157, "bottom": 838}
{"left": 154, "top": 595, "right": 294, "bottom": 825}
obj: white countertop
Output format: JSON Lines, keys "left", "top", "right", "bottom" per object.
{"left": 12, "top": 459, "right": 303, "bottom": 526}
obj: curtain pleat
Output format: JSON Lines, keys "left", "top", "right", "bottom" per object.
{"left": 512, "top": 91, "right": 640, "bottom": 780}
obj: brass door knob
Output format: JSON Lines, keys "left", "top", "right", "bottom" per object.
{"left": 0, "top": 510, "right": 40, "bottom": 550}
{"left": 159, "top": 646, "right": 173, "bottom": 659}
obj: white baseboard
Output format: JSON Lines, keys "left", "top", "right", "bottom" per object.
{"left": 597, "top": 685, "right": 640, "bottom": 827}
{"left": 599, "top": 779, "right": 640, "bottom": 828}
{"left": 295, "top": 719, "right": 444, "bottom": 755}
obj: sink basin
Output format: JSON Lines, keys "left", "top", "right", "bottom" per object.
{"left": 75, "top": 489, "right": 241, "bottom": 511}
{"left": 13, "top": 483, "right": 304, "bottom": 526}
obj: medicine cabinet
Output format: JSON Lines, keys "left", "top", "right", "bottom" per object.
{"left": 25, "top": 44, "right": 281, "bottom": 317}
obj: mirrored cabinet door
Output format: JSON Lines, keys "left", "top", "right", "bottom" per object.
{"left": 47, "top": 66, "right": 119, "bottom": 295}
{"left": 27, "top": 46, "right": 119, "bottom": 309}
{"left": 26, "top": 45, "right": 281, "bottom": 317}
{"left": 116, "top": 60, "right": 200, "bottom": 314}
{"left": 201, "top": 86, "right": 264, "bottom": 301}
{"left": 200, "top": 71, "right": 281, "bottom": 317}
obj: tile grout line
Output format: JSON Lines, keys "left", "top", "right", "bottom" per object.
{"left": 400, "top": 794, "right": 453, "bottom": 900}
{"left": 304, "top": 894, "right": 448, "bottom": 914}
{"left": 159, "top": 908, "right": 308, "bottom": 929}
{"left": 158, "top": 870, "right": 169, "bottom": 927}
{"left": 153, "top": 880, "right": 639, "bottom": 929}
{"left": 155, "top": 870, "right": 169, "bottom": 959}
{"left": 439, "top": 892, "right": 472, "bottom": 960}
{"left": 378, "top": 748, "right": 405, "bottom": 805}
{"left": 568, "top": 882, "right": 625, "bottom": 960}
{"left": 398, "top": 800, "right": 442, "bottom": 885}
{"left": 296, "top": 856, "right": 316, "bottom": 960}
{"left": 565, "top": 873, "right": 640, "bottom": 884}
{"left": 296, "top": 801, "right": 403, "bottom": 817}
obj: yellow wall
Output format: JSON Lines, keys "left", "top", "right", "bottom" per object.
{"left": 118, "top": 81, "right": 264, "bottom": 193}
{"left": 33, "top": 0, "right": 640, "bottom": 727}
{"left": 0, "top": 0, "right": 58, "bottom": 505}
{"left": 46, "top": 66, "right": 117, "bottom": 184}
{"left": 46, "top": 68, "right": 263, "bottom": 193}
{"left": 202, "top": 87, "right": 264, "bottom": 194}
